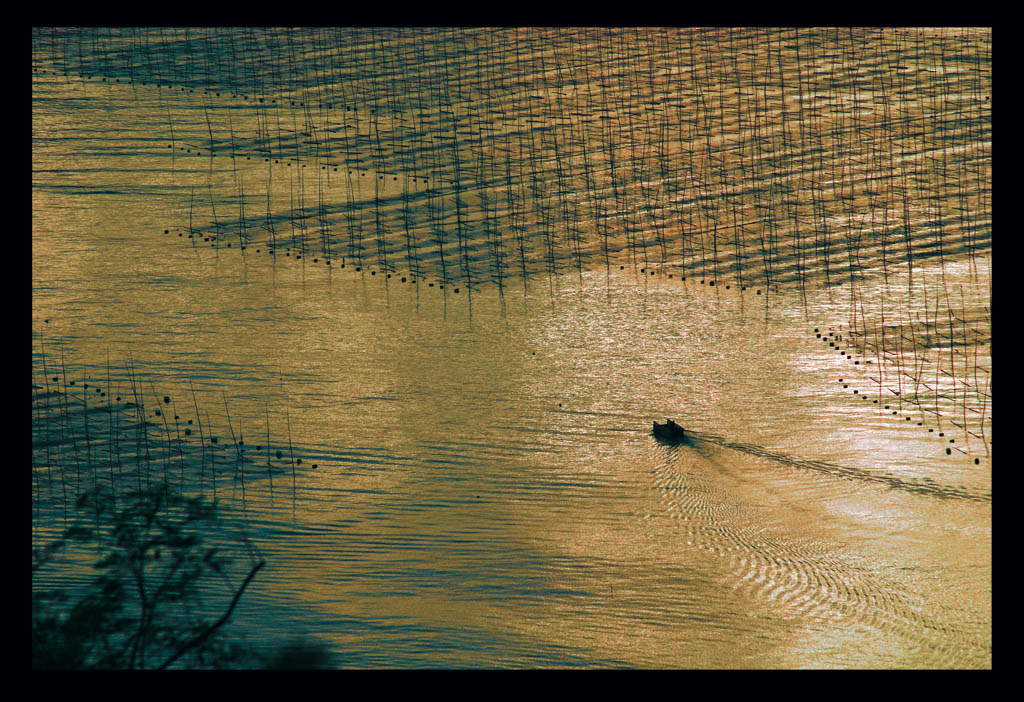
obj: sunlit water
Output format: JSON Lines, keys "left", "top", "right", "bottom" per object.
{"left": 32, "top": 33, "right": 990, "bottom": 669}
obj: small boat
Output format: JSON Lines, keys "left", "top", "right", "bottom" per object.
{"left": 652, "top": 419, "right": 686, "bottom": 441}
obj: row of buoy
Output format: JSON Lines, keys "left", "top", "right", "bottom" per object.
{"left": 163, "top": 141, "right": 450, "bottom": 186}
{"left": 615, "top": 263, "right": 767, "bottom": 295}
{"left": 818, "top": 325, "right": 984, "bottom": 463}
{"left": 163, "top": 226, "right": 788, "bottom": 302}
{"left": 165, "top": 227, "right": 468, "bottom": 293}
{"left": 151, "top": 396, "right": 318, "bottom": 467}
{"left": 36, "top": 382, "right": 320, "bottom": 468}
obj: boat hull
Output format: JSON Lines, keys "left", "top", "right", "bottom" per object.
{"left": 652, "top": 421, "right": 686, "bottom": 441}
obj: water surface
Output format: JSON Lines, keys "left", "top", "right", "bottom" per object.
{"left": 32, "top": 28, "right": 991, "bottom": 668}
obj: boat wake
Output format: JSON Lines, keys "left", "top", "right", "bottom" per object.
{"left": 685, "top": 430, "right": 991, "bottom": 504}
{"left": 644, "top": 435, "right": 991, "bottom": 668}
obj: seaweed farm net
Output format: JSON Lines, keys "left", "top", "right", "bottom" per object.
{"left": 31, "top": 27, "right": 991, "bottom": 455}
{"left": 30, "top": 344, "right": 313, "bottom": 530}
{"left": 31, "top": 28, "right": 994, "bottom": 668}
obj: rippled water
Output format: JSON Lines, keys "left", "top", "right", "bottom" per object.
{"left": 32, "top": 29, "right": 991, "bottom": 668}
